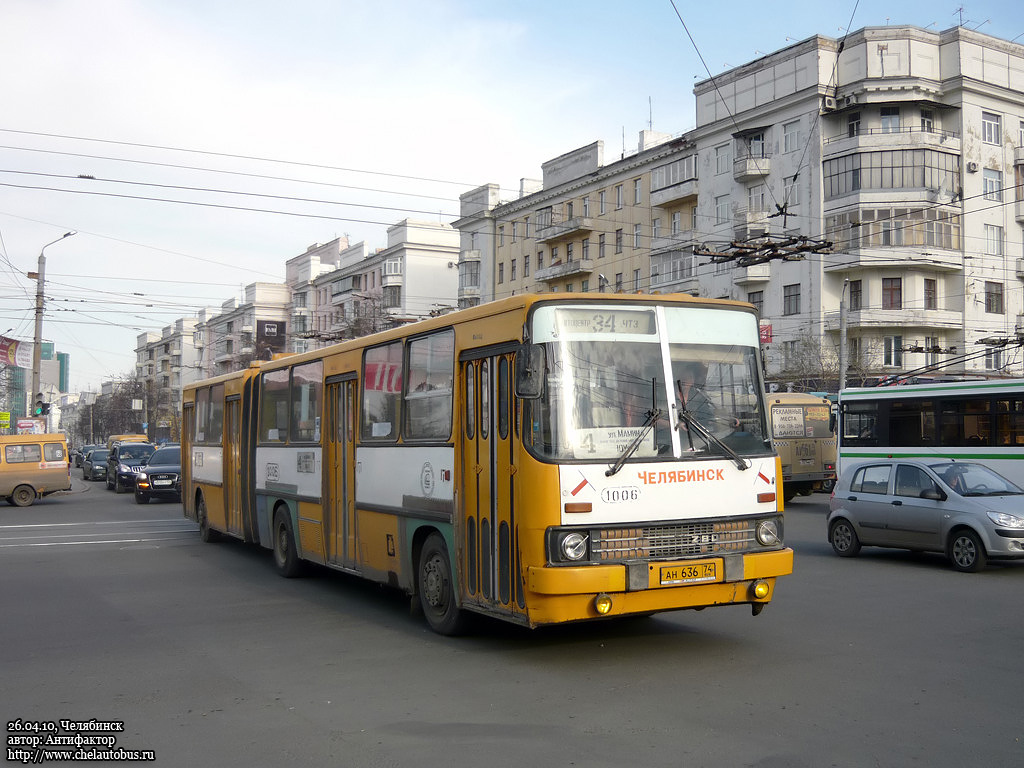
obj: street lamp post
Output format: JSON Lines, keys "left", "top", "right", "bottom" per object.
{"left": 31, "top": 232, "right": 76, "bottom": 414}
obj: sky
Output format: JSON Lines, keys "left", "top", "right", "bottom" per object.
{"left": 1, "top": 0, "right": 1020, "bottom": 394}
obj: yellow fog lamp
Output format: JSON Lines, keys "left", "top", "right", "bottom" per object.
{"left": 751, "top": 580, "right": 770, "bottom": 600}
{"left": 594, "top": 593, "right": 613, "bottom": 615}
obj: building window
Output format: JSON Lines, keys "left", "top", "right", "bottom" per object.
{"left": 747, "top": 290, "right": 763, "bottom": 315}
{"left": 924, "top": 278, "right": 937, "bottom": 310}
{"left": 599, "top": 190, "right": 606, "bottom": 215}
{"left": 615, "top": 184, "right": 623, "bottom": 209}
{"left": 920, "top": 109, "right": 934, "bottom": 132}
{"left": 784, "top": 175, "right": 800, "bottom": 207}
{"left": 615, "top": 273, "right": 623, "bottom": 292}
{"left": 582, "top": 197, "right": 589, "bottom": 217}
{"left": 848, "top": 112, "right": 861, "bottom": 137}
{"left": 510, "top": 259, "right": 517, "bottom": 281}
{"left": 880, "top": 106, "right": 900, "bottom": 133}
{"left": 783, "top": 120, "right": 800, "bottom": 153}
{"left": 633, "top": 178, "right": 642, "bottom": 205}
{"left": 783, "top": 284, "right": 800, "bottom": 315}
{"left": 566, "top": 283, "right": 573, "bottom": 293}
{"left": 566, "top": 201, "right": 574, "bottom": 220}
{"left": 882, "top": 277, "right": 902, "bottom": 309}
{"left": 884, "top": 336, "right": 903, "bottom": 367}
{"left": 633, "top": 223, "right": 642, "bottom": 249}
{"left": 598, "top": 234, "right": 606, "bottom": 258}
{"left": 782, "top": 341, "right": 797, "bottom": 370}
{"left": 745, "top": 131, "right": 766, "bottom": 158}
{"left": 497, "top": 263, "right": 504, "bottom": 284}
{"left": 715, "top": 195, "right": 729, "bottom": 225}
{"left": 985, "top": 347, "right": 1003, "bottom": 371}
{"left": 982, "top": 111, "right": 1001, "bottom": 145}
{"left": 748, "top": 183, "right": 767, "bottom": 213}
{"left": 614, "top": 229, "right": 623, "bottom": 253}
{"left": 524, "top": 254, "right": 530, "bottom": 277}
{"left": 652, "top": 218, "right": 661, "bottom": 240}
{"left": 985, "top": 224, "right": 1004, "bottom": 256}
{"left": 670, "top": 211, "right": 681, "bottom": 235}
{"left": 511, "top": 222, "right": 518, "bottom": 243}
{"left": 633, "top": 269, "right": 641, "bottom": 291}
{"left": 498, "top": 226, "right": 504, "bottom": 247}
{"left": 925, "top": 336, "right": 940, "bottom": 367}
{"left": 581, "top": 279, "right": 589, "bottom": 293}
{"left": 581, "top": 239, "right": 589, "bottom": 260}
{"left": 383, "top": 285, "right": 401, "bottom": 308}
{"left": 983, "top": 169, "right": 1002, "bottom": 201}
{"left": 566, "top": 243, "right": 574, "bottom": 262}
{"left": 537, "top": 251, "right": 543, "bottom": 270}
{"left": 524, "top": 216, "right": 531, "bottom": 238}
{"left": 985, "top": 281, "right": 1004, "bottom": 314}
{"left": 715, "top": 144, "right": 729, "bottom": 174}
{"left": 551, "top": 246, "right": 559, "bottom": 263}
{"left": 849, "top": 279, "right": 862, "bottom": 311}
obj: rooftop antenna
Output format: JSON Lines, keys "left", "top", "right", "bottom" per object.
{"left": 648, "top": 96, "right": 653, "bottom": 130}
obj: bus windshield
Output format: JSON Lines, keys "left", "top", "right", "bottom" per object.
{"left": 523, "top": 304, "right": 770, "bottom": 462}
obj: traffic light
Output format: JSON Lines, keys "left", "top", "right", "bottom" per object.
{"left": 33, "top": 401, "right": 50, "bottom": 416}
{"left": 41, "top": 403, "right": 50, "bottom": 415}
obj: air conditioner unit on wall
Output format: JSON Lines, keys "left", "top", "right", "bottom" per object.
{"left": 966, "top": 161, "right": 979, "bottom": 173}
{"left": 822, "top": 95, "right": 838, "bottom": 112}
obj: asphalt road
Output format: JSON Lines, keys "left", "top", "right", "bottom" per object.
{"left": 2, "top": 477, "right": 1021, "bottom": 767}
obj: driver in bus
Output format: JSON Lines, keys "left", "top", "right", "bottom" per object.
{"left": 676, "top": 360, "right": 716, "bottom": 426}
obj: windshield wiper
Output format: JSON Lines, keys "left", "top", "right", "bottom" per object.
{"left": 606, "top": 408, "right": 662, "bottom": 477}
{"left": 675, "top": 380, "right": 749, "bottom": 471}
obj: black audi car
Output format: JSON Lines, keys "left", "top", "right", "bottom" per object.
{"left": 133, "top": 446, "right": 181, "bottom": 504}
{"left": 106, "top": 442, "right": 156, "bottom": 493}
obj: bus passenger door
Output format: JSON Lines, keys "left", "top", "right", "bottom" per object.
{"left": 460, "top": 352, "right": 524, "bottom": 617}
{"left": 326, "top": 378, "right": 356, "bottom": 567}
{"left": 224, "top": 397, "right": 243, "bottom": 537}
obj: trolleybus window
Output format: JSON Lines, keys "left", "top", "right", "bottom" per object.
{"left": 290, "top": 361, "right": 323, "bottom": 443}
{"left": 208, "top": 384, "right": 225, "bottom": 443}
{"left": 404, "top": 330, "right": 454, "bottom": 440}
{"left": 260, "top": 368, "right": 291, "bottom": 442}
{"left": 362, "top": 341, "right": 403, "bottom": 440}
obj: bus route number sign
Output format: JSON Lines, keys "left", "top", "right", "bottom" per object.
{"left": 659, "top": 560, "right": 718, "bottom": 585}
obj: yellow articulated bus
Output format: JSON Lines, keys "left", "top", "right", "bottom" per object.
{"left": 182, "top": 294, "right": 792, "bottom": 634}
{"left": 0, "top": 433, "right": 71, "bottom": 507}
{"left": 767, "top": 392, "right": 837, "bottom": 502}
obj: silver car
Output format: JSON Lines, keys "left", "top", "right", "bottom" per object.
{"left": 828, "top": 459, "right": 1024, "bottom": 572}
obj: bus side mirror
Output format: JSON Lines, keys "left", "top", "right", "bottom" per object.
{"left": 515, "top": 344, "right": 544, "bottom": 399}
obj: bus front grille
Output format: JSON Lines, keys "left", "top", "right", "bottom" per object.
{"left": 591, "top": 520, "right": 757, "bottom": 561}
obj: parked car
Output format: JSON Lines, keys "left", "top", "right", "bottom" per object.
{"left": 133, "top": 446, "right": 181, "bottom": 504}
{"left": 828, "top": 459, "right": 1024, "bottom": 572}
{"left": 82, "top": 448, "right": 109, "bottom": 481}
{"left": 73, "top": 444, "right": 100, "bottom": 468}
{"left": 106, "top": 442, "right": 156, "bottom": 493}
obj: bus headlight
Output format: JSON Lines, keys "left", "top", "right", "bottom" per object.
{"left": 756, "top": 519, "right": 781, "bottom": 546}
{"left": 560, "top": 532, "right": 589, "bottom": 561}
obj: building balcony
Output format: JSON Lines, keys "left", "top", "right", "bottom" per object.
{"left": 650, "top": 231, "right": 697, "bottom": 255}
{"left": 733, "top": 263, "right": 772, "bottom": 285}
{"left": 1014, "top": 147, "right": 1024, "bottom": 166}
{"left": 823, "top": 127, "right": 961, "bottom": 159}
{"left": 382, "top": 273, "right": 402, "bottom": 288}
{"left": 650, "top": 178, "right": 698, "bottom": 208}
{"left": 733, "top": 153, "right": 771, "bottom": 181}
{"left": 650, "top": 274, "right": 701, "bottom": 294}
{"left": 823, "top": 248, "right": 963, "bottom": 274}
{"left": 1016, "top": 199, "right": 1024, "bottom": 224}
{"left": 535, "top": 216, "right": 595, "bottom": 244}
{"left": 1016, "top": 258, "right": 1024, "bottom": 280}
{"left": 460, "top": 248, "right": 481, "bottom": 263}
{"left": 535, "top": 258, "right": 595, "bottom": 282}
{"left": 824, "top": 308, "right": 962, "bottom": 332}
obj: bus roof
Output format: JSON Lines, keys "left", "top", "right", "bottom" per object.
{"left": 840, "top": 378, "right": 1024, "bottom": 401}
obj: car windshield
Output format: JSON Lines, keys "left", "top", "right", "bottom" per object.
{"left": 928, "top": 462, "right": 1024, "bottom": 496}
{"left": 119, "top": 446, "right": 154, "bottom": 462}
{"left": 149, "top": 447, "right": 180, "bottom": 465}
{"left": 89, "top": 450, "right": 109, "bottom": 461}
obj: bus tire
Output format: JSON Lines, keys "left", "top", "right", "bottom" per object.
{"left": 11, "top": 484, "right": 36, "bottom": 507}
{"left": 829, "top": 518, "right": 861, "bottom": 557}
{"left": 197, "top": 494, "right": 219, "bottom": 543}
{"left": 417, "top": 533, "right": 468, "bottom": 636}
{"left": 273, "top": 509, "right": 303, "bottom": 578}
{"left": 948, "top": 529, "right": 986, "bottom": 573}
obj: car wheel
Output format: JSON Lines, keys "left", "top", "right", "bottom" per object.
{"left": 272, "top": 508, "right": 303, "bottom": 578}
{"left": 11, "top": 484, "right": 36, "bottom": 507}
{"left": 829, "top": 518, "right": 861, "bottom": 557}
{"left": 197, "top": 494, "right": 219, "bottom": 543}
{"left": 948, "top": 529, "right": 986, "bottom": 573}
{"left": 134, "top": 491, "right": 149, "bottom": 504}
{"left": 418, "top": 533, "right": 468, "bottom": 636}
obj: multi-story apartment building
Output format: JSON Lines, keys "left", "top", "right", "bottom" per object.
{"left": 195, "top": 282, "right": 290, "bottom": 377}
{"left": 456, "top": 24, "right": 1024, "bottom": 385}
{"left": 134, "top": 318, "right": 204, "bottom": 440}
{"left": 286, "top": 237, "right": 347, "bottom": 355}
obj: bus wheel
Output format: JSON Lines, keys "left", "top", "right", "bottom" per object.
{"left": 197, "top": 495, "right": 219, "bottom": 543}
{"left": 10, "top": 484, "right": 35, "bottom": 507}
{"left": 829, "top": 518, "right": 861, "bottom": 557}
{"left": 417, "top": 533, "right": 468, "bottom": 636}
{"left": 273, "top": 509, "right": 303, "bottom": 578}
{"left": 949, "top": 529, "right": 986, "bottom": 573}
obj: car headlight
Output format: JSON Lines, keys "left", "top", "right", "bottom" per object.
{"left": 560, "top": 532, "right": 589, "bottom": 561}
{"left": 137, "top": 472, "right": 148, "bottom": 481}
{"left": 756, "top": 519, "right": 781, "bottom": 546}
{"left": 987, "top": 511, "right": 1024, "bottom": 528}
